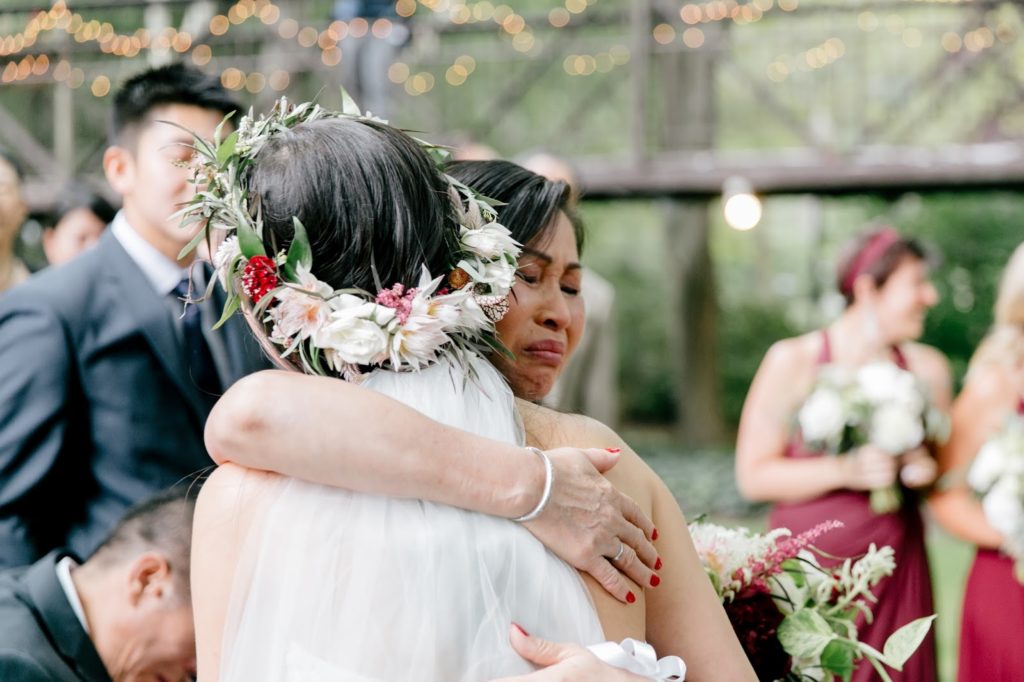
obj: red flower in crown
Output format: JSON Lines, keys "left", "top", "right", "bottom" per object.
{"left": 241, "top": 255, "right": 279, "bottom": 304}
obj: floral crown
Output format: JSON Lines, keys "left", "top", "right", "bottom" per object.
{"left": 175, "top": 94, "right": 520, "bottom": 381}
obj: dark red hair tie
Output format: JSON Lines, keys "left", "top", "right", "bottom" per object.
{"left": 841, "top": 228, "right": 901, "bottom": 295}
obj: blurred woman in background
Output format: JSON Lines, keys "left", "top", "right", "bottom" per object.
{"left": 735, "top": 227, "right": 951, "bottom": 681}
{"left": 931, "top": 242, "right": 1024, "bottom": 681}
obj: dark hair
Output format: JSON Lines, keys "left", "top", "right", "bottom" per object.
{"left": 0, "top": 148, "right": 24, "bottom": 182}
{"left": 836, "top": 226, "right": 929, "bottom": 305}
{"left": 110, "top": 62, "right": 240, "bottom": 146}
{"left": 88, "top": 486, "right": 198, "bottom": 595}
{"left": 444, "top": 160, "right": 584, "bottom": 255}
{"left": 249, "top": 117, "right": 454, "bottom": 292}
{"left": 50, "top": 183, "right": 117, "bottom": 229}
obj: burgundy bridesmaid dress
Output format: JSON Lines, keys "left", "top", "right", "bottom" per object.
{"left": 957, "top": 397, "right": 1024, "bottom": 681}
{"left": 768, "top": 331, "right": 937, "bottom": 682}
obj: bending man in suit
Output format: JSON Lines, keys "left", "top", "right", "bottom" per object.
{"left": 0, "top": 486, "right": 197, "bottom": 681}
{"left": 0, "top": 63, "right": 268, "bottom": 567}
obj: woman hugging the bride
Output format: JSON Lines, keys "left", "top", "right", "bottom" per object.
{"left": 187, "top": 99, "right": 755, "bottom": 681}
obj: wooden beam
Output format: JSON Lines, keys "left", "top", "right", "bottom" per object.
{"left": 576, "top": 143, "right": 1024, "bottom": 198}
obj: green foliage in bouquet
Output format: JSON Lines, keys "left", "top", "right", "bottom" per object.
{"left": 690, "top": 520, "right": 935, "bottom": 681}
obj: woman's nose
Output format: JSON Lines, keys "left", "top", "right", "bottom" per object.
{"left": 538, "top": 281, "right": 571, "bottom": 331}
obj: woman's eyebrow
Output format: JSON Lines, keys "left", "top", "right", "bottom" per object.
{"left": 520, "top": 246, "right": 552, "bottom": 263}
{"left": 521, "top": 246, "right": 582, "bottom": 272}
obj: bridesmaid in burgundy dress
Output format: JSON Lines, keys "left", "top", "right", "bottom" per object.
{"left": 932, "top": 243, "right": 1024, "bottom": 681}
{"left": 735, "top": 227, "right": 951, "bottom": 682}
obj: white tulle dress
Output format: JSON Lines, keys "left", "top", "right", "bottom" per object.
{"left": 217, "top": 356, "right": 684, "bottom": 681}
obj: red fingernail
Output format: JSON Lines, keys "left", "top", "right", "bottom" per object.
{"left": 626, "top": 591, "right": 636, "bottom": 604}
{"left": 513, "top": 623, "right": 530, "bottom": 637}
{"left": 606, "top": 447, "right": 621, "bottom": 453}
{"left": 650, "top": 574, "right": 661, "bottom": 587}
{"left": 652, "top": 528, "right": 659, "bottom": 541}
{"left": 655, "top": 557, "right": 663, "bottom": 571}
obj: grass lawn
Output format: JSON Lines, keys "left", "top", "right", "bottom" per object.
{"left": 928, "top": 526, "right": 973, "bottom": 682}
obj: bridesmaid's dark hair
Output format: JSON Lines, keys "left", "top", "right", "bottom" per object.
{"left": 835, "top": 226, "right": 929, "bottom": 306}
{"left": 445, "top": 160, "right": 584, "bottom": 255}
{"left": 249, "top": 117, "right": 455, "bottom": 292}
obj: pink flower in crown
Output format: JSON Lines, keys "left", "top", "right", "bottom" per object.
{"left": 267, "top": 264, "right": 334, "bottom": 347}
{"left": 375, "top": 283, "right": 418, "bottom": 325}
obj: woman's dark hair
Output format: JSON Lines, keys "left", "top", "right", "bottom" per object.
{"left": 836, "top": 225, "right": 930, "bottom": 305}
{"left": 249, "top": 117, "right": 454, "bottom": 292}
{"left": 444, "top": 160, "right": 584, "bottom": 254}
{"left": 110, "top": 62, "right": 240, "bottom": 146}
{"left": 51, "top": 183, "right": 118, "bottom": 228}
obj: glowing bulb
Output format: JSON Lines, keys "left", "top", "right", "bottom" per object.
{"left": 722, "top": 177, "right": 762, "bottom": 231}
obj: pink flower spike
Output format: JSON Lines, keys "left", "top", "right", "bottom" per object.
{"left": 375, "top": 283, "right": 419, "bottom": 324}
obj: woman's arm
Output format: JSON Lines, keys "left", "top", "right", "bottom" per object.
{"left": 206, "top": 370, "right": 657, "bottom": 601}
{"left": 735, "top": 339, "right": 896, "bottom": 503}
{"left": 930, "top": 364, "right": 1014, "bottom": 548}
{"left": 642, "top": 469, "right": 756, "bottom": 680}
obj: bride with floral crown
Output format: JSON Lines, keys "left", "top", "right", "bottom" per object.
{"left": 185, "top": 99, "right": 747, "bottom": 681}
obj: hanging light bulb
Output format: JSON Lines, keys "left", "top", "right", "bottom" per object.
{"left": 722, "top": 176, "right": 762, "bottom": 231}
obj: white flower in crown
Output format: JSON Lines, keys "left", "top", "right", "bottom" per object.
{"left": 316, "top": 293, "right": 394, "bottom": 367}
{"left": 456, "top": 257, "right": 517, "bottom": 294}
{"left": 870, "top": 402, "right": 925, "bottom": 454}
{"left": 213, "top": 236, "right": 241, "bottom": 287}
{"left": 389, "top": 271, "right": 458, "bottom": 369}
{"left": 267, "top": 264, "right": 334, "bottom": 348}
{"left": 460, "top": 221, "right": 519, "bottom": 261}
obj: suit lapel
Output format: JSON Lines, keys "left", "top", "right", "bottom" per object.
{"left": 100, "top": 232, "right": 207, "bottom": 423}
{"left": 25, "top": 552, "right": 111, "bottom": 682}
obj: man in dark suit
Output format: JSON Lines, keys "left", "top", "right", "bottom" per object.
{"left": 0, "top": 63, "right": 268, "bottom": 567}
{"left": 0, "top": 487, "right": 197, "bottom": 681}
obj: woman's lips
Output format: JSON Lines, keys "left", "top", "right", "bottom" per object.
{"left": 523, "top": 340, "right": 565, "bottom": 366}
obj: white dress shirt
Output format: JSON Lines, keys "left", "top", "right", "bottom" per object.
{"left": 55, "top": 555, "right": 90, "bottom": 634}
{"left": 110, "top": 211, "right": 188, "bottom": 295}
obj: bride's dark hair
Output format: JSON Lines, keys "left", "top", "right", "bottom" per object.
{"left": 249, "top": 117, "right": 455, "bottom": 292}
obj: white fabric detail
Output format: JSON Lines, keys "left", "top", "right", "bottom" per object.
{"left": 219, "top": 357, "right": 609, "bottom": 681}
{"left": 589, "top": 639, "right": 687, "bottom": 681}
{"left": 110, "top": 211, "right": 187, "bottom": 296}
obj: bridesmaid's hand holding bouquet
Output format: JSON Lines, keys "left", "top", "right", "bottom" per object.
{"left": 797, "top": 361, "right": 949, "bottom": 513}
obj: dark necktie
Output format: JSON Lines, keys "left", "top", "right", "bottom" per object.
{"left": 173, "top": 276, "right": 222, "bottom": 408}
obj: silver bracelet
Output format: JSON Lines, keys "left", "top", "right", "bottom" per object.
{"left": 512, "top": 447, "right": 554, "bottom": 523}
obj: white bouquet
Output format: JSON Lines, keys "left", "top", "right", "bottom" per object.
{"left": 967, "top": 414, "right": 1024, "bottom": 581}
{"left": 689, "top": 520, "right": 934, "bottom": 682}
{"left": 797, "top": 361, "right": 949, "bottom": 513}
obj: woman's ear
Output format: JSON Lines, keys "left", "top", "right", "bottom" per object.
{"left": 103, "top": 146, "right": 134, "bottom": 197}
{"left": 851, "top": 272, "right": 878, "bottom": 305}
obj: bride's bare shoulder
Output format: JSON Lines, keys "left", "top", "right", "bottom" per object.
{"left": 516, "top": 399, "right": 619, "bottom": 449}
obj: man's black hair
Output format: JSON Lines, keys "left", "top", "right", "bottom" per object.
{"left": 109, "top": 62, "right": 241, "bottom": 146}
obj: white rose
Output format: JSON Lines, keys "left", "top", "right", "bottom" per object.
{"left": 982, "top": 476, "right": 1024, "bottom": 539}
{"left": 870, "top": 403, "right": 924, "bottom": 454}
{"left": 968, "top": 440, "right": 1008, "bottom": 493}
{"left": 460, "top": 223, "right": 518, "bottom": 260}
{"left": 317, "top": 315, "right": 389, "bottom": 365}
{"left": 798, "top": 388, "right": 846, "bottom": 446}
